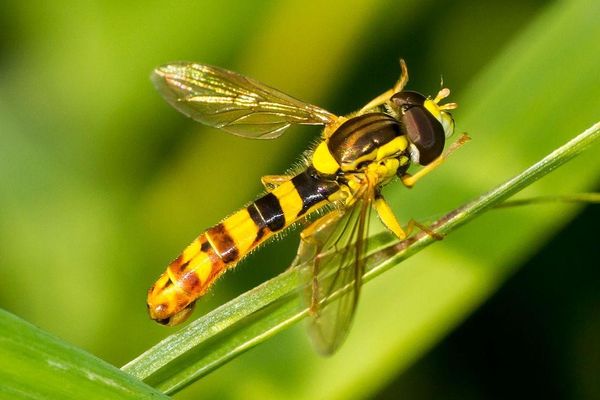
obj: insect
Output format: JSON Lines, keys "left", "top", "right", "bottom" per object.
{"left": 147, "top": 60, "right": 460, "bottom": 354}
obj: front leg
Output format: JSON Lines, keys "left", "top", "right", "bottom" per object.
{"left": 402, "top": 133, "right": 471, "bottom": 188}
{"left": 358, "top": 59, "right": 409, "bottom": 113}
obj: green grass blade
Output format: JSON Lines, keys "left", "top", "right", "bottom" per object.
{"left": 497, "top": 193, "right": 600, "bottom": 208}
{"left": 123, "top": 121, "right": 599, "bottom": 394}
{"left": 0, "top": 309, "right": 168, "bottom": 400}
{"left": 123, "top": 268, "right": 302, "bottom": 394}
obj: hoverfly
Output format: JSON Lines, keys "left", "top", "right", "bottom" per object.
{"left": 147, "top": 60, "right": 459, "bottom": 354}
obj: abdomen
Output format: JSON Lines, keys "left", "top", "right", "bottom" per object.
{"left": 147, "top": 168, "right": 340, "bottom": 324}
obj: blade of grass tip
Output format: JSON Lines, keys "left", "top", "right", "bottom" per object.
{"left": 123, "top": 121, "right": 599, "bottom": 394}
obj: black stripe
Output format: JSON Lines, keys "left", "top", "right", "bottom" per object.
{"left": 207, "top": 223, "right": 239, "bottom": 264}
{"left": 169, "top": 254, "right": 189, "bottom": 275}
{"left": 246, "top": 203, "right": 268, "bottom": 244}
{"left": 291, "top": 168, "right": 339, "bottom": 216}
{"left": 254, "top": 192, "right": 285, "bottom": 232}
{"left": 200, "top": 239, "right": 211, "bottom": 253}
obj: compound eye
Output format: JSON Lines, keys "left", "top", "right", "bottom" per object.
{"left": 402, "top": 105, "right": 445, "bottom": 165}
{"left": 391, "top": 90, "right": 426, "bottom": 110}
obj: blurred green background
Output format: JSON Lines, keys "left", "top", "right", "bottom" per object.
{"left": 0, "top": 0, "right": 598, "bottom": 399}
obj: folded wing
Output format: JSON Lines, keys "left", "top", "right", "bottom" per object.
{"left": 152, "top": 63, "right": 337, "bottom": 139}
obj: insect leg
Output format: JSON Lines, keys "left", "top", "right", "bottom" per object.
{"left": 401, "top": 133, "right": 470, "bottom": 188}
{"left": 392, "top": 58, "right": 410, "bottom": 93}
{"left": 374, "top": 194, "right": 406, "bottom": 239}
{"left": 404, "top": 219, "right": 444, "bottom": 240}
{"left": 358, "top": 59, "right": 409, "bottom": 113}
{"left": 374, "top": 194, "right": 444, "bottom": 240}
{"left": 261, "top": 175, "right": 292, "bottom": 189}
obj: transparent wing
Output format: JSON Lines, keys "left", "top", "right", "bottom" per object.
{"left": 293, "top": 193, "right": 373, "bottom": 355}
{"left": 151, "top": 63, "right": 338, "bottom": 139}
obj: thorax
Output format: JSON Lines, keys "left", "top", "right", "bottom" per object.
{"left": 310, "top": 113, "right": 411, "bottom": 197}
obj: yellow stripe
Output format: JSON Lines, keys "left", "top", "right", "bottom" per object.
{"left": 222, "top": 208, "right": 260, "bottom": 255}
{"left": 424, "top": 99, "right": 442, "bottom": 122}
{"left": 187, "top": 252, "right": 213, "bottom": 284}
{"left": 181, "top": 239, "right": 200, "bottom": 263}
{"left": 312, "top": 141, "right": 340, "bottom": 175}
{"left": 376, "top": 135, "right": 408, "bottom": 160}
{"left": 272, "top": 181, "right": 304, "bottom": 225}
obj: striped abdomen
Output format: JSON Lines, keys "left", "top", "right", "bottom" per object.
{"left": 147, "top": 168, "right": 340, "bottom": 324}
